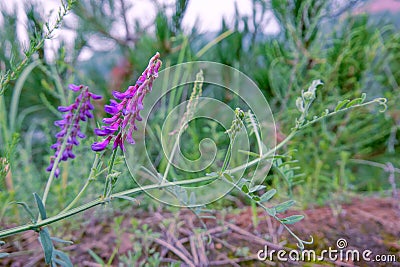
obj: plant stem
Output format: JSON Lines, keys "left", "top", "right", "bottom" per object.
{"left": 41, "top": 140, "right": 68, "bottom": 208}
{"left": 220, "top": 141, "right": 233, "bottom": 174}
{"left": 0, "top": 175, "right": 219, "bottom": 239}
{"left": 228, "top": 130, "right": 298, "bottom": 174}
{"left": 103, "top": 149, "right": 118, "bottom": 197}
{"left": 161, "top": 135, "right": 179, "bottom": 184}
{"left": 60, "top": 154, "right": 100, "bottom": 213}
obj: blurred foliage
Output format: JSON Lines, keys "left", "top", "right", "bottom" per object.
{"left": 0, "top": 0, "right": 399, "bottom": 216}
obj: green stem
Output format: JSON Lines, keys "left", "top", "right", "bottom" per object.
{"left": 41, "top": 139, "right": 68, "bottom": 207}
{"left": 220, "top": 141, "right": 233, "bottom": 174}
{"left": 60, "top": 154, "right": 100, "bottom": 213}
{"left": 103, "top": 149, "right": 118, "bottom": 198}
{"left": 161, "top": 136, "right": 179, "bottom": 184}
{"left": 0, "top": 175, "right": 218, "bottom": 239}
{"left": 228, "top": 130, "right": 298, "bottom": 174}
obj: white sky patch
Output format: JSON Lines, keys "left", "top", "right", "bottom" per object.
{"left": 3, "top": 0, "right": 280, "bottom": 61}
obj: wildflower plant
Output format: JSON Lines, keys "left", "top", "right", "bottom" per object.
{"left": 0, "top": 0, "right": 397, "bottom": 264}
{"left": 0, "top": 50, "right": 389, "bottom": 264}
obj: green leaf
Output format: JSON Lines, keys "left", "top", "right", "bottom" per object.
{"left": 223, "top": 173, "right": 233, "bottom": 182}
{"left": 11, "top": 202, "right": 36, "bottom": 223}
{"left": 34, "top": 193, "right": 47, "bottom": 220}
{"left": 88, "top": 249, "right": 105, "bottom": 264}
{"left": 0, "top": 253, "right": 9, "bottom": 258}
{"left": 266, "top": 207, "right": 276, "bottom": 217}
{"left": 53, "top": 249, "right": 73, "bottom": 267}
{"left": 281, "top": 215, "right": 304, "bottom": 224}
{"left": 361, "top": 93, "right": 366, "bottom": 102}
{"left": 274, "top": 200, "right": 296, "bottom": 213}
{"left": 189, "top": 192, "right": 196, "bottom": 205}
{"left": 51, "top": 237, "right": 74, "bottom": 245}
{"left": 178, "top": 188, "right": 188, "bottom": 203}
{"left": 335, "top": 99, "right": 350, "bottom": 111}
{"left": 345, "top": 98, "right": 363, "bottom": 108}
{"left": 260, "top": 189, "right": 277, "bottom": 202}
{"left": 241, "top": 184, "right": 249, "bottom": 193}
{"left": 238, "top": 150, "right": 261, "bottom": 157}
{"left": 249, "top": 185, "right": 266, "bottom": 193}
{"left": 39, "top": 228, "right": 54, "bottom": 264}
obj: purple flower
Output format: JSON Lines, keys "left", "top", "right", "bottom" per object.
{"left": 92, "top": 52, "right": 162, "bottom": 152}
{"left": 47, "top": 84, "right": 103, "bottom": 177}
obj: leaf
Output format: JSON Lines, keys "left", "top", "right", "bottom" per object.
{"left": 335, "top": 99, "right": 350, "bottom": 111}
{"left": 51, "top": 237, "right": 74, "bottom": 245}
{"left": 361, "top": 92, "right": 366, "bottom": 102}
{"left": 345, "top": 98, "right": 363, "bottom": 108}
{"left": 178, "top": 188, "right": 188, "bottom": 203}
{"left": 241, "top": 184, "right": 249, "bottom": 194}
{"left": 34, "top": 193, "right": 47, "bottom": 220}
{"left": 307, "top": 79, "right": 323, "bottom": 94}
{"left": 88, "top": 249, "right": 105, "bottom": 264}
{"left": 266, "top": 207, "right": 276, "bottom": 217}
{"left": 249, "top": 185, "right": 266, "bottom": 193}
{"left": 238, "top": 150, "right": 261, "bottom": 158}
{"left": 260, "top": 189, "right": 277, "bottom": 202}
{"left": 189, "top": 192, "right": 196, "bottom": 205}
{"left": 0, "top": 253, "right": 9, "bottom": 258}
{"left": 223, "top": 173, "right": 233, "bottom": 182}
{"left": 39, "top": 228, "right": 54, "bottom": 264}
{"left": 274, "top": 200, "right": 296, "bottom": 213}
{"left": 281, "top": 215, "right": 304, "bottom": 225}
{"left": 53, "top": 249, "right": 73, "bottom": 267}
{"left": 12, "top": 202, "right": 36, "bottom": 223}
{"left": 113, "top": 195, "right": 140, "bottom": 205}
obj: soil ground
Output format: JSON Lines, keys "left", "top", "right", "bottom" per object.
{"left": 1, "top": 195, "right": 399, "bottom": 266}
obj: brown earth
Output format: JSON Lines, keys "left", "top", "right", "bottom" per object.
{"left": 1, "top": 195, "right": 399, "bottom": 266}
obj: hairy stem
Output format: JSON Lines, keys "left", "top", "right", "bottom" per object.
{"left": 60, "top": 154, "right": 100, "bottom": 213}
{"left": 0, "top": 175, "right": 219, "bottom": 239}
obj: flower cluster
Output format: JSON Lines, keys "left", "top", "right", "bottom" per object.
{"left": 92, "top": 52, "right": 162, "bottom": 152}
{"left": 47, "top": 84, "right": 102, "bottom": 177}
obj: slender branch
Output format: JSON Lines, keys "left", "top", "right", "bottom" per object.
{"left": 60, "top": 153, "right": 101, "bottom": 213}
{"left": 228, "top": 130, "right": 297, "bottom": 174}
{"left": 0, "top": 175, "right": 219, "bottom": 239}
{"left": 349, "top": 159, "right": 400, "bottom": 174}
{"left": 161, "top": 137, "right": 179, "bottom": 184}
{"left": 103, "top": 149, "right": 118, "bottom": 197}
{"left": 0, "top": 0, "right": 76, "bottom": 95}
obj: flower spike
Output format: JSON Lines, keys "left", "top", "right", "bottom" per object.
{"left": 47, "top": 84, "right": 102, "bottom": 177}
{"left": 92, "top": 52, "right": 162, "bottom": 152}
